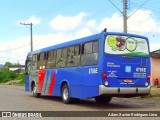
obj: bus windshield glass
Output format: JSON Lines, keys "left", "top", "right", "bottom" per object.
{"left": 104, "top": 35, "right": 149, "bottom": 57}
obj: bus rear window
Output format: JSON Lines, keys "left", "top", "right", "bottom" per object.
{"left": 104, "top": 35, "right": 149, "bottom": 57}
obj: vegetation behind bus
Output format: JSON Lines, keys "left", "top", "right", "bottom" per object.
{"left": 0, "top": 62, "right": 25, "bottom": 85}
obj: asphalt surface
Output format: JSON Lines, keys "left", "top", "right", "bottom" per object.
{"left": 0, "top": 85, "right": 160, "bottom": 120}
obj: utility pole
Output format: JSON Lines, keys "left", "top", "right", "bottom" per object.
{"left": 123, "top": 0, "right": 127, "bottom": 33}
{"left": 109, "top": 0, "right": 127, "bottom": 33}
{"left": 109, "top": 0, "right": 149, "bottom": 33}
{"left": 20, "top": 22, "right": 33, "bottom": 52}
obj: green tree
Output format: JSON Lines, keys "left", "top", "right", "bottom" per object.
{"left": 3, "top": 62, "right": 13, "bottom": 69}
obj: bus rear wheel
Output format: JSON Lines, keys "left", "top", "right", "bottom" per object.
{"left": 62, "top": 84, "right": 73, "bottom": 104}
{"left": 95, "top": 96, "right": 112, "bottom": 104}
{"left": 32, "top": 84, "right": 41, "bottom": 98}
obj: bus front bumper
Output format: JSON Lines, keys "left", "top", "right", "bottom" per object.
{"left": 99, "top": 85, "right": 150, "bottom": 95}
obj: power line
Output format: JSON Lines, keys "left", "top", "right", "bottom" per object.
{"left": 127, "top": 0, "right": 150, "bottom": 19}
{"left": 37, "top": 0, "right": 76, "bottom": 18}
{"left": 0, "top": 44, "right": 29, "bottom": 52}
{"left": 108, "top": 0, "right": 123, "bottom": 14}
{"left": 36, "top": 1, "right": 64, "bottom": 17}
{"left": 0, "top": 57, "right": 26, "bottom": 60}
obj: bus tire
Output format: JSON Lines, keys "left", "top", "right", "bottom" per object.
{"left": 95, "top": 96, "right": 112, "bottom": 104}
{"left": 62, "top": 84, "right": 73, "bottom": 104}
{"left": 32, "top": 84, "right": 41, "bottom": 98}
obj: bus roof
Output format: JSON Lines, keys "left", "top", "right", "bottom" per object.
{"left": 27, "top": 31, "right": 148, "bottom": 56}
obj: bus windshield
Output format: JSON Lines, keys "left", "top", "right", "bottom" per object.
{"left": 104, "top": 35, "right": 149, "bottom": 57}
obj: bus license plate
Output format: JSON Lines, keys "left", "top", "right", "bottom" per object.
{"left": 124, "top": 79, "right": 132, "bottom": 83}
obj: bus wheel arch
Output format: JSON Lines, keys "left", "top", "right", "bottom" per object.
{"left": 61, "top": 81, "right": 68, "bottom": 93}
{"left": 30, "top": 80, "right": 41, "bottom": 98}
{"left": 61, "top": 82, "right": 73, "bottom": 104}
{"left": 31, "top": 81, "right": 35, "bottom": 91}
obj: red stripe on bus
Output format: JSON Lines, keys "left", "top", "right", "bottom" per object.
{"left": 48, "top": 71, "right": 56, "bottom": 95}
{"left": 38, "top": 70, "right": 46, "bottom": 93}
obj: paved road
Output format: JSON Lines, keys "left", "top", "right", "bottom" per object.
{"left": 0, "top": 85, "right": 160, "bottom": 120}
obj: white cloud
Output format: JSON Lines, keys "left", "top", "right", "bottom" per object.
{"left": 33, "top": 33, "right": 74, "bottom": 49}
{"left": 18, "top": 15, "right": 41, "bottom": 25}
{"left": 86, "top": 19, "right": 96, "bottom": 28}
{"left": 127, "top": 9, "right": 157, "bottom": 33}
{"left": 50, "top": 12, "right": 86, "bottom": 31}
{"left": 0, "top": 37, "right": 30, "bottom": 65}
{"left": 98, "top": 13, "right": 123, "bottom": 32}
{"left": 150, "top": 43, "right": 160, "bottom": 52}
{"left": 75, "top": 27, "right": 92, "bottom": 38}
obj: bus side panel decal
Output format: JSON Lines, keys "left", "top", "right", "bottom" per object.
{"left": 42, "top": 70, "right": 50, "bottom": 94}
{"left": 48, "top": 70, "right": 56, "bottom": 95}
{"left": 38, "top": 70, "right": 46, "bottom": 93}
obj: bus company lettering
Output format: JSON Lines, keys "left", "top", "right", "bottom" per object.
{"left": 134, "top": 73, "right": 146, "bottom": 78}
{"left": 107, "top": 62, "right": 120, "bottom": 68}
{"left": 89, "top": 68, "right": 98, "bottom": 74}
{"left": 136, "top": 68, "right": 146, "bottom": 72}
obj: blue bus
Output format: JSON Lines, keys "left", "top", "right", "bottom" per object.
{"left": 25, "top": 29, "right": 151, "bottom": 104}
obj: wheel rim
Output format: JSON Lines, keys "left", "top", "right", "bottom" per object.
{"left": 63, "top": 88, "right": 68, "bottom": 101}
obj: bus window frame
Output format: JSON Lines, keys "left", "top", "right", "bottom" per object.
{"left": 80, "top": 40, "right": 99, "bottom": 66}
{"left": 38, "top": 52, "right": 47, "bottom": 70}
{"left": 31, "top": 54, "right": 38, "bottom": 70}
{"left": 46, "top": 50, "right": 56, "bottom": 69}
{"left": 67, "top": 44, "right": 81, "bottom": 67}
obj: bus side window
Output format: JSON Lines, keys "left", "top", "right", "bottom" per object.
{"left": 56, "top": 48, "right": 67, "bottom": 68}
{"left": 56, "top": 49, "right": 62, "bottom": 68}
{"left": 67, "top": 45, "right": 80, "bottom": 67}
{"left": 46, "top": 50, "right": 56, "bottom": 68}
{"left": 32, "top": 54, "right": 38, "bottom": 70}
{"left": 68, "top": 46, "right": 74, "bottom": 58}
{"left": 84, "top": 42, "right": 92, "bottom": 54}
{"left": 93, "top": 41, "right": 99, "bottom": 53}
{"left": 61, "top": 47, "right": 67, "bottom": 67}
{"left": 38, "top": 52, "right": 46, "bottom": 69}
{"left": 81, "top": 40, "right": 99, "bottom": 66}
{"left": 75, "top": 45, "right": 80, "bottom": 56}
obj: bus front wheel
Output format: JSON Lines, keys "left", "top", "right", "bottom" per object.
{"left": 95, "top": 96, "right": 112, "bottom": 104}
{"left": 62, "top": 84, "right": 73, "bottom": 104}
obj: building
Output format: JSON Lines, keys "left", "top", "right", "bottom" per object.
{"left": 150, "top": 49, "right": 160, "bottom": 85}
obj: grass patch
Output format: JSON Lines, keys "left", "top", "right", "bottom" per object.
{"left": 0, "top": 69, "right": 25, "bottom": 85}
{"left": 141, "top": 86, "right": 160, "bottom": 98}
{"left": 150, "top": 87, "right": 160, "bottom": 97}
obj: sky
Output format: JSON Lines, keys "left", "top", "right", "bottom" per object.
{"left": 0, "top": 0, "right": 160, "bottom": 65}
